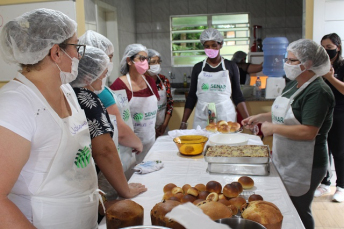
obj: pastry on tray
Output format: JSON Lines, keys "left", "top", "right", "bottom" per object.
{"left": 205, "top": 145, "right": 269, "bottom": 157}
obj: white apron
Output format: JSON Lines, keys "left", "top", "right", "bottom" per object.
{"left": 126, "top": 73, "right": 158, "bottom": 163}
{"left": 11, "top": 75, "right": 98, "bottom": 229}
{"left": 272, "top": 75, "right": 318, "bottom": 197}
{"left": 155, "top": 75, "right": 168, "bottom": 134}
{"left": 193, "top": 58, "right": 236, "bottom": 129}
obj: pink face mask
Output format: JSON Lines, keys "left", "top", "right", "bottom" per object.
{"left": 205, "top": 49, "right": 219, "bottom": 58}
{"left": 133, "top": 60, "right": 149, "bottom": 74}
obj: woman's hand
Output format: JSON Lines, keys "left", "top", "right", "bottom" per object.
{"left": 132, "top": 142, "right": 143, "bottom": 154}
{"left": 126, "top": 183, "right": 147, "bottom": 198}
{"left": 261, "top": 121, "right": 274, "bottom": 136}
{"left": 156, "top": 124, "right": 167, "bottom": 137}
{"left": 179, "top": 122, "right": 188, "bottom": 130}
{"left": 323, "top": 67, "right": 335, "bottom": 80}
{"left": 242, "top": 115, "right": 261, "bottom": 129}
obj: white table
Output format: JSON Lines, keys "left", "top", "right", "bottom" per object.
{"left": 99, "top": 134, "right": 305, "bottom": 229}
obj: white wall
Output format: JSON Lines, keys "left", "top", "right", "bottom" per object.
{"left": 313, "top": 0, "right": 344, "bottom": 45}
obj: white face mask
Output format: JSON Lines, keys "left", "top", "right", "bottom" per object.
{"left": 148, "top": 64, "right": 161, "bottom": 76}
{"left": 107, "top": 62, "right": 114, "bottom": 77}
{"left": 284, "top": 63, "right": 305, "bottom": 80}
{"left": 55, "top": 49, "right": 79, "bottom": 84}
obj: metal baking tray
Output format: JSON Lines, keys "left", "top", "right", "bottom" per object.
{"left": 203, "top": 145, "right": 270, "bottom": 164}
{"left": 207, "top": 162, "right": 270, "bottom": 176}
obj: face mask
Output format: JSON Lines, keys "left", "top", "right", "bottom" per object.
{"left": 284, "top": 63, "right": 305, "bottom": 80}
{"left": 148, "top": 64, "right": 161, "bottom": 76}
{"left": 107, "top": 62, "right": 114, "bottom": 77}
{"left": 55, "top": 49, "right": 79, "bottom": 84}
{"left": 205, "top": 49, "right": 219, "bottom": 58}
{"left": 133, "top": 59, "right": 149, "bottom": 75}
{"left": 326, "top": 48, "right": 338, "bottom": 59}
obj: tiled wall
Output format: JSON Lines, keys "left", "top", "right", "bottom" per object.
{"left": 84, "top": 0, "right": 136, "bottom": 57}
{"left": 135, "top": 0, "right": 303, "bottom": 83}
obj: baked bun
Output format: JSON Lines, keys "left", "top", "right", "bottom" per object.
{"left": 182, "top": 184, "right": 191, "bottom": 193}
{"left": 194, "top": 183, "right": 206, "bottom": 192}
{"left": 162, "top": 191, "right": 173, "bottom": 201}
{"left": 241, "top": 201, "right": 283, "bottom": 229}
{"left": 231, "top": 182, "right": 243, "bottom": 194}
{"left": 238, "top": 176, "right": 254, "bottom": 189}
{"left": 171, "top": 187, "right": 183, "bottom": 195}
{"left": 193, "top": 199, "right": 205, "bottom": 205}
{"left": 218, "top": 198, "right": 230, "bottom": 206}
{"left": 223, "top": 183, "right": 240, "bottom": 198}
{"left": 181, "top": 194, "right": 197, "bottom": 203}
{"left": 248, "top": 194, "right": 264, "bottom": 202}
{"left": 150, "top": 200, "right": 185, "bottom": 229}
{"left": 163, "top": 183, "right": 177, "bottom": 193}
{"left": 173, "top": 192, "right": 184, "bottom": 201}
{"left": 218, "top": 125, "right": 231, "bottom": 133}
{"left": 206, "top": 181, "right": 222, "bottom": 194}
{"left": 186, "top": 187, "right": 199, "bottom": 197}
{"left": 228, "top": 197, "right": 247, "bottom": 212}
{"left": 198, "top": 190, "right": 210, "bottom": 200}
{"left": 197, "top": 201, "right": 233, "bottom": 221}
{"left": 231, "top": 122, "right": 241, "bottom": 131}
{"left": 168, "top": 196, "right": 180, "bottom": 202}
{"left": 217, "top": 120, "right": 228, "bottom": 126}
{"left": 106, "top": 199, "right": 143, "bottom": 229}
{"left": 230, "top": 126, "right": 237, "bottom": 133}
{"left": 206, "top": 124, "right": 218, "bottom": 132}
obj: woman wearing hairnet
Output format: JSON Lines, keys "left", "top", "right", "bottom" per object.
{"left": 110, "top": 44, "right": 159, "bottom": 164}
{"left": 314, "top": 33, "right": 344, "bottom": 202}
{"left": 232, "top": 51, "right": 263, "bottom": 85}
{"left": 0, "top": 9, "right": 98, "bottom": 228}
{"left": 179, "top": 28, "right": 250, "bottom": 130}
{"left": 79, "top": 30, "right": 142, "bottom": 179}
{"left": 242, "top": 39, "right": 335, "bottom": 229}
{"left": 70, "top": 46, "right": 146, "bottom": 213}
{"left": 144, "top": 49, "right": 174, "bottom": 137}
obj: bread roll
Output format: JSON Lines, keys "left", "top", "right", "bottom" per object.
{"left": 238, "top": 176, "right": 254, "bottom": 189}
{"left": 228, "top": 197, "right": 247, "bottom": 212}
{"left": 206, "top": 124, "right": 218, "bottom": 132}
{"left": 197, "top": 201, "right": 233, "bottom": 221}
{"left": 218, "top": 198, "right": 230, "bottom": 206}
{"left": 193, "top": 199, "right": 205, "bottom": 205}
{"left": 106, "top": 199, "right": 143, "bottom": 229}
{"left": 162, "top": 191, "right": 173, "bottom": 201}
{"left": 182, "top": 184, "right": 191, "bottom": 193}
{"left": 230, "top": 126, "right": 237, "bottom": 133}
{"left": 231, "top": 182, "right": 243, "bottom": 194}
{"left": 241, "top": 201, "right": 283, "bottom": 229}
{"left": 218, "top": 125, "right": 231, "bottom": 133}
{"left": 173, "top": 192, "right": 184, "bottom": 201}
{"left": 168, "top": 196, "right": 180, "bottom": 202}
{"left": 198, "top": 190, "right": 210, "bottom": 200}
{"left": 223, "top": 183, "right": 240, "bottom": 198}
{"left": 206, "top": 181, "right": 222, "bottom": 194}
{"left": 163, "top": 183, "right": 177, "bottom": 193}
{"left": 151, "top": 200, "right": 185, "bottom": 229}
{"left": 232, "top": 122, "right": 241, "bottom": 131}
{"left": 248, "top": 194, "right": 264, "bottom": 202}
{"left": 217, "top": 120, "right": 228, "bottom": 126}
{"left": 194, "top": 183, "right": 206, "bottom": 192}
{"left": 187, "top": 187, "right": 199, "bottom": 197}
{"left": 171, "top": 187, "right": 183, "bottom": 195}
{"left": 181, "top": 194, "right": 197, "bottom": 203}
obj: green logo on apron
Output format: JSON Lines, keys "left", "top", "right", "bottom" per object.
{"left": 74, "top": 146, "right": 91, "bottom": 168}
{"left": 133, "top": 112, "right": 143, "bottom": 122}
{"left": 201, "top": 83, "right": 209, "bottom": 91}
{"left": 123, "top": 109, "right": 130, "bottom": 122}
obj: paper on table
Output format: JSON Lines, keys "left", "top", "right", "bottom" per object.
{"left": 168, "top": 125, "right": 214, "bottom": 139}
{"left": 247, "top": 138, "right": 264, "bottom": 145}
{"left": 165, "top": 202, "right": 231, "bottom": 229}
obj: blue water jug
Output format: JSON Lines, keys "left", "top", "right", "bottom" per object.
{"left": 262, "top": 37, "right": 289, "bottom": 77}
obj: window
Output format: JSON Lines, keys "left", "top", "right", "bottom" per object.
{"left": 171, "top": 13, "right": 250, "bottom": 67}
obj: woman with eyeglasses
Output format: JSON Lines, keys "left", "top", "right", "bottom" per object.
{"left": 314, "top": 33, "right": 344, "bottom": 202}
{"left": 70, "top": 46, "right": 146, "bottom": 213}
{"left": 0, "top": 9, "right": 99, "bottom": 228}
{"left": 179, "top": 28, "right": 251, "bottom": 130}
{"left": 79, "top": 30, "right": 142, "bottom": 180}
{"left": 110, "top": 44, "right": 159, "bottom": 164}
{"left": 144, "top": 49, "right": 174, "bottom": 137}
{"left": 242, "top": 39, "right": 334, "bottom": 229}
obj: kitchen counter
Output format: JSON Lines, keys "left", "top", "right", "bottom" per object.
{"left": 99, "top": 135, "right": 305, "bottom": 229}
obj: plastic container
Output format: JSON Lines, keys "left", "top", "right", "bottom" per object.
{"left": 262, "top": 37, "right": 289, "bottom": 77}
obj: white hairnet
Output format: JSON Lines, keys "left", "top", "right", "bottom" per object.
{"left": 79, "top": 30, "right": 114, "bottom": 56}
{"left": 147, "top": 49, "right": 162, "bottom": 62}
{"left": 287, "top": 39, "right": 330, "bottom": 76}
{"left": 0, "top": 8, "right": 77, "bottom": 65}
{"left": 71, "top": 46, "right": 109, "bottom": 87}
{"left": 232, "top": 51, "right": 247, "bottom": 63}
{"left": 120, "top": 44, "right": 147, "bottom": 75}
{"left": 200, "top": 28, "right": 224, "bottom": 45}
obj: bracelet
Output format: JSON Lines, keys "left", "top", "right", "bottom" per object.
{"left": 181, "top": 122, "right": 188, "bottom": 126}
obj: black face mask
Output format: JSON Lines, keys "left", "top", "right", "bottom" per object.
{"left": 326, "top": 48, "right": 338, "bottom": 59}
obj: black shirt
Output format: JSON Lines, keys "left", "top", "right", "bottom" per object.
{"left": 326, "top": 62, "right": 344, "bottom": 111}
{"left": 185, "top": 58, "right": 245, "bottom": 109}
{"left": 73, "top": 87, "right": 114, "bottom": 139}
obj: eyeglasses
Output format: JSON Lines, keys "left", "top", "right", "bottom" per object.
{"left": 64, "top": 43, "right": 86, "bottom": 58}
{"left": 284, "top": 58, "right": 300, "bottom": 64}
{"left": 134, "top": 55, "right": 150, "bottom": 62}
{"left": 149, "top": 60, "right": 162, "bottom": 65}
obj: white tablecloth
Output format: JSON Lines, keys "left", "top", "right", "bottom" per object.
{"left": 99, "top": 134, "right": 305, "bottom": 229}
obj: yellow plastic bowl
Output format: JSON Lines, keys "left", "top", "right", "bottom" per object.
{"left": 173, "top": 135, "right": 208, "bottom": 156}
